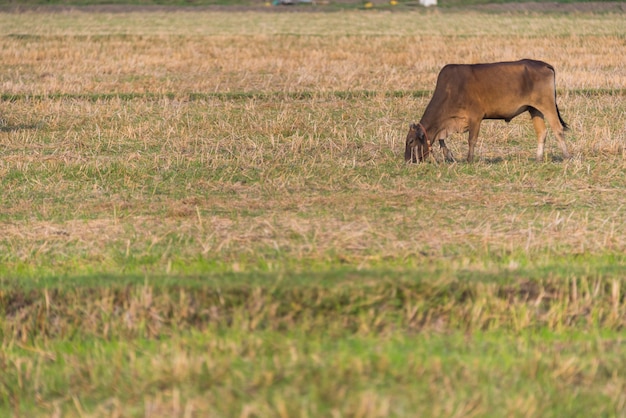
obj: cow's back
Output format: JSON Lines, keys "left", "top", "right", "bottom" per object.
{"left": 439, "top": 59, "right": 552, "bottom": 93}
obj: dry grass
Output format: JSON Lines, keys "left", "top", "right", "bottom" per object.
{"left": 0, "top": 34, "right": 624, "bottom": 93}
{"left": 0, "top": 11, "right": 624, "bottom": 94}
{"left": 1, "top": 93, "right": 625, "bottom": 272}
{"left": 1, "top": 9, "right": 624, "bottom": 37}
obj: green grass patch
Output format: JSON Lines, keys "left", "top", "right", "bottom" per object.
{"left": 2, "top": 263, "right": 626, "bottom": 415}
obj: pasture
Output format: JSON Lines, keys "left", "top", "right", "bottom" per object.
{"left": 1, "top": 5, "right": 625, "bottom": 417}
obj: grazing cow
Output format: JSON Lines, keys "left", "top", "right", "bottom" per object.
{"left": 405, "top": 59, "right": 571, "bottom": 163}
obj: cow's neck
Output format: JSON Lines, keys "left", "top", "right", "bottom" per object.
{"left": 417, "top": 116, "right": 438, "bottom": 144}
{"left": 418, "top": 98, "right": 444, "bottom": 142}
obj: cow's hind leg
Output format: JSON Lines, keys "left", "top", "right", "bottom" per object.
{"left": 544, "top": 109, "right": 571, "bottom": 160}
{"left": 530, "top": 108, "right": 548, "bottom": 162}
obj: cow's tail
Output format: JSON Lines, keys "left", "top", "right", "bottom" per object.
{"left": 547, "top": 63, "right": 570, "bottom": 132}
{"left": 556, "top": 103, "right": 569, "bottom": 131}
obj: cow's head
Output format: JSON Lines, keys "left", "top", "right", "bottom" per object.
{"left": 404, "top": 123, "right": 430, "bottom": 163}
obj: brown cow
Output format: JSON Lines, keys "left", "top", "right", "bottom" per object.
{"left": 405, "top": 59, "right": 571, "bottom": 163}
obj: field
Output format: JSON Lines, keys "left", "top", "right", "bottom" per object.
{"left": 1, "top": 4, "right": 626, "bottom": 417}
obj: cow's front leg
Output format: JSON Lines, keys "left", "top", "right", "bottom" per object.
{"left": 439, "top": 139, "right": 455, "bottom": 162}
{"left": 467, "top": 121, "right": 481, "bottom": 163}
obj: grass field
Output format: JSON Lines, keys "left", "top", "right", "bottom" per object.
{"left": 1, "top": 6, "right": 626, "bottom": 417}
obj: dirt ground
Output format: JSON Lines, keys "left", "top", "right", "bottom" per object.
{"left": 1, "top": 1, "right": 625, "bottom": 14}
{"left": 469, "top": 2, "right": 626, "bottom": 13}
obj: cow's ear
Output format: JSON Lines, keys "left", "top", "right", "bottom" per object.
{"left": 416, "top": 125, "right": 426, "bottom": 143}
